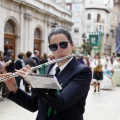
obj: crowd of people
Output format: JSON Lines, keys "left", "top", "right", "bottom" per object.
{"left": 0, "top": 49, "right": 55, "bottom": 101}
{"left": 0, "top": 50, "right": 118, "bottom": 96}
{"left": 76, "top": 52, "right": 120, "bottom": 93}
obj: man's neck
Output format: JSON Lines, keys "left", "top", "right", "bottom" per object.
{"left": 57, "top": 59, "right": 70, "bottom": 67}
{"left": 57, "top": 57, "right": 73, "bottom": 67}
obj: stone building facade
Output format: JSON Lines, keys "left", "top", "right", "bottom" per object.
{"left": 85, "top": 0, "right": 114, "bottom": 56}
{"left": 112, "top": 0, "right": 120, "bottom": 55}
{"left": 0, "top": 0, "right": 72, "bottom": 60}
{"left": 53, "top": 0, "right": 114, "bottom": 56}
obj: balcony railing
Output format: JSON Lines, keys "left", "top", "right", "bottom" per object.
{"left": 94, "top": 19, "right": 105, "bottom": 23}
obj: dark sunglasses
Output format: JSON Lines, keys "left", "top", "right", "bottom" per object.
{"left": 49, "top": 41, "right": 69, "bottom": 51}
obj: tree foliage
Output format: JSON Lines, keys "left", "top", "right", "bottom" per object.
{"left": 82, "top": 42, "right": 92, "bottom": 55}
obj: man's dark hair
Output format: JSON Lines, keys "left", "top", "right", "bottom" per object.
{"left": 18, "top": 52, "right": 24, "bottom": 59}
{"left": 34, "top": 50, "right": 39, "bottom": 54}
{"left": 48, "top": 26, "right": 73, "bottom": 45}
{"left": 7, "top": 49, "right": 14, "bottom": 56}
{"left": 26, "top": 51, "right": 32, "bottom": 57}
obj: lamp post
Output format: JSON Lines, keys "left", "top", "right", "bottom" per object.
{"left": 82, "top": 33, "right": 87, "bottom": 54}
{"left": 51, "top": 22, "right": 58, "bottom": 28}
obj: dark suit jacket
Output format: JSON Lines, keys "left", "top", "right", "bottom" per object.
{"left": 15, "top": 60, "right": 23, "bottom": 70}
{"left": 8, "top": 57, "right": 92, "bottom": 120}
{"left": 32, "top": 56, "right": 40, "bottom": 65}
{"left": 4, "top": 55, "right": 15, "bottom": 73}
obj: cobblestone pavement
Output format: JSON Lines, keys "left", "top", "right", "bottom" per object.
{"left": 0, "top": 85, "right": 120, "bottom": 120}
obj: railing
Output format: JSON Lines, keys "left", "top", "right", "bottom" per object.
{"left": 94, "top": 19, "right": 105, "bottom": 23}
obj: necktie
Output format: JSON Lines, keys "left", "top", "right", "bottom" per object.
{"left": 55, "top": 67, "right": 60, "bottom": 77}
{"left": 48, "top": 67, "right": 60, "bottom": 117}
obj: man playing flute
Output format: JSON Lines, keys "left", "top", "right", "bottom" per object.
{"left": 4, "top": 26, "right": 92, "bottom": 120}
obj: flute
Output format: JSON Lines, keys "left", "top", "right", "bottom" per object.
{"left": 0, "top": 54, "right": 75, "bottom": 82}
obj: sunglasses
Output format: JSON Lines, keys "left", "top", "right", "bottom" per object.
{"left": 48, "top": 41, "right": 69, "bottom": 51}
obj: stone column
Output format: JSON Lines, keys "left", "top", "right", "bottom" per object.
{"left": 44, "top": 15, "right": 49, "bottom": 54}
{"left": 0, "top": 2, "right": 5, "bottom": 51}
{"left": 19, "top": 9, "right": 24, "bottom": 52}
{"left": 24, "top": 12, "right": 33, "bottom": 52}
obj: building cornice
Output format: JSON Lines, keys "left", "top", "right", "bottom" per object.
{"left": 12, "top": 0, "right": 72, "bottom": 16}
{"left": 86, "top": 7, "right": 110, "bottom": 13}
{"left": 11, "top": 0, "right": 72, "bottom": 24}
{"left": 85, "top": 4, "right": 112, "bottom": 13}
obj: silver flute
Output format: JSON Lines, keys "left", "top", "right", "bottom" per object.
{"left": 0, "top": 54, "right": 75, "bottom": 82}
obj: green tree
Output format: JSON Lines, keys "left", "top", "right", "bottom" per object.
{"left": 82, "top": 42, "right": 92, "bottom": 55}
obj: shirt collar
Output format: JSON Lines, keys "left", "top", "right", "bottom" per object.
{"left": 55, "top": 57, "right": 73, "bottom": 72}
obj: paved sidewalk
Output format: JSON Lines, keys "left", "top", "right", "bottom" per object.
{"left": 0, "top": 86, "right": 120, "bottom": 120}
{"left": 84, "top": 86, "right": 120, "bottom": 120}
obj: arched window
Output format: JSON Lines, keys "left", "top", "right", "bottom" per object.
{"left": 87, "top": 13, "right": 91, "bottom": 20}
{"left": 4, "top": 20, "right": 16, "bottom": 60}
{"left": 5, "top": 20, "right": 15, "bottom": 34}
{"left": 34, "top": 28, "right": 41, "bottom": 57}
{"left": 34, "top": 28, "right": 41, "bottom": 39}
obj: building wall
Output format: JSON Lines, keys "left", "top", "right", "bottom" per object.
{"left": 0, "top": 0, "right": 72, "bottom": 59}
{"left": 54, "top": 0, "right": 85, "bottom": 54}
{"left": 111, "top": 0, "right": 120, "bottom": 55}
{"left": 85, "top": 0, "right": 113, "bottom": 55}
{"left": 54, "top": 0, "right": 114, "bottom": 55}
{"left": 72, "top": 2, "right": 84, "bottom": 47}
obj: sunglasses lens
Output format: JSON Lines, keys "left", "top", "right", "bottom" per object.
{"left": 49, "top": 44, "right": 57, "bottom": 51}
{"left": 60, "top": 42, "right": 68, "bottom": 49}
{"left": 49, "top": 42, "right": 68, "bottom": 51}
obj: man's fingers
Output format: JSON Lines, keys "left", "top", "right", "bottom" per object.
{"left": 0, "top": 73, "right": 12, "bottom": 77}
{"left": 16, "top": 70, "right": 26, "bottom": 75}
{"left": 26, "top": 65, "right": 31, "bottom": 69}
{"left": 4, "top": 77, "right": 14, "bottom": 84}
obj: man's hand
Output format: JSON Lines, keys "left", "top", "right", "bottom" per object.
{"left": 16, "top": 65, "right": 32, "bottom": 84}
{"left": 2, "top": 73, "right": 18, "bottom": 94}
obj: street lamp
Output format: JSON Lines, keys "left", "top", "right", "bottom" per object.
{"left": 51, "top": 22, "right": 58, "bottom": 28}
{"left": 82, "top": 33, "right": 86, "bottom": 43}
{"left": 82, "top": 33, "right": 87, "bottom": 54}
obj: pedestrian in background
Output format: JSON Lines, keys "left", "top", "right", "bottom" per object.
{"left": 15, "top": 52, "right": 25, "bottom": 88}
{"left": 92, "top": 54, "right": 103, "bottom": 93}
{"left": 39, "top": 53, "right": 48, "bottom": 74}
{"left": 3, "top": 49, "right": 15, "bottom": 97}
{"left": 0, "top": 50, "right": 11, "bottom": 101}
{"left": 24, "top": 51, "right": 37, "bottom": 93}
{"left": 110, "top": 52, "right": 116, "bottom": 64}
{"left": 32, "top": 50, "right": 40, "bottom": 65}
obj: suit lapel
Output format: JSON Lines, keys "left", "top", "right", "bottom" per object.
{"left": 46, "top": 63, "right": 55, "bottom": 74}
{"left": 47, "top": 57, "right": 78, "bottom": 87}
{"left": 57, "top": 57, "right": 78, "bottom": 84}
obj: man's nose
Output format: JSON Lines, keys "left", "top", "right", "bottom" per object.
{"left": 57, "top": 45, "right": 62, "bottom": 52}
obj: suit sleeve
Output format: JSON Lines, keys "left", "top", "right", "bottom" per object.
{"left": 8, "top": 88, "right": 38, "bottom": 112}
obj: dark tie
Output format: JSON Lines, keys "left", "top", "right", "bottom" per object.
{"left": 48, "top": 67, "right": 60, "bottom": 117}
{"left": 55, "top": 67, "right": 60, "bottom": 77}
